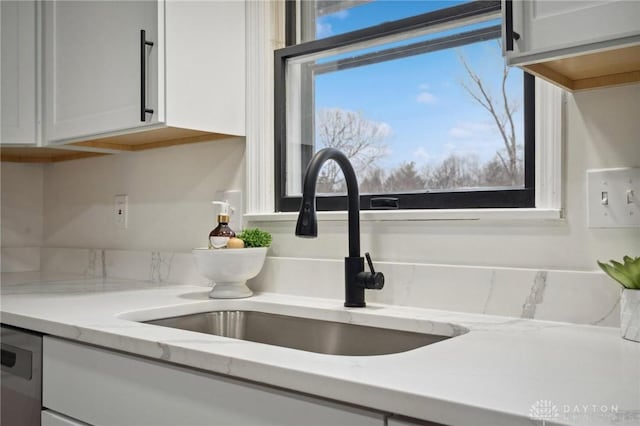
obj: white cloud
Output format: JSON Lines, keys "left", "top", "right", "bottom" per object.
{"left": 444, "top": 143, "right": 456, "bottom": 151}
{"left": 450, "top": 125, "right": 465, "bottom": 137}
{"left": 376, "top": 121, "right": 392, "bottom": 138}
{"left": 416, "top": 91, "right": 437, "bottom": 104}
{"left": 443, "top": 120, "right": 507, "bottom": 162}
{"left": 316, "top": 20, "right": 333, "bottom": 38}
{"left": 416, "top": 83, "right": 437, "bottom": 104}
{"left": 333, "top": 10, "right": 349, "bottom": 19}
{"left": 413, "top": 147, "right": 431, "bottom": 163}
{"left": 449, "top": 127, "right": 472, "bottom": 138}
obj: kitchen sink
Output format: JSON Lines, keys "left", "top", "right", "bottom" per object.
{"left": 144, "top": 310, "right": 451, "bottom": 356}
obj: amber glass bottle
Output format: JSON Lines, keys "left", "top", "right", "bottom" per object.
{"left": 209, "top": 213, "right": 235, "bottom": 249}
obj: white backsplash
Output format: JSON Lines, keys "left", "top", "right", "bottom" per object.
{"left": 26, "top": 247, "right": 622, "bottom": 328}
{"left": 252, "top": 257, "right": 621, "bottom": 327}
{"left": 0, "top": 247, "right": 41, "bottom": 272}
{"left": 39, "top": 247, "right": 207, "bottom": 286}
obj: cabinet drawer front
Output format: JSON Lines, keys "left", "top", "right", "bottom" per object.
{"left": 43, "top": 337, "right": 385, "bottom": 426}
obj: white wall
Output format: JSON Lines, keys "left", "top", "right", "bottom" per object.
{"left": 3, "top": 85, "right": 638, "bottom": 272}
{"left": 250, "top": 83, "right": 640, "bottom": 271}
{"left": 0, "top": 162, "right": 44, "bottom": 271}
{"left": 42, "top": 138, "right": 245, "bottom": 252}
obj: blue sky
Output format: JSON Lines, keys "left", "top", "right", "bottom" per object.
{"left": 312, "top": 1, "right": 524, "bottom": 169}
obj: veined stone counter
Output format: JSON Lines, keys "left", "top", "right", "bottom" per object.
{"left": 1, "top": 272, "right": 638, "bottom": 426}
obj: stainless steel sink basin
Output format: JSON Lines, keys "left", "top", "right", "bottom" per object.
{"left": 145, "top": 311, "right": 451, "bottom": 356}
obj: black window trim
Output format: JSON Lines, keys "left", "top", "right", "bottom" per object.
{"left": 275, "top": 0, "right": 535, "bottom": 213}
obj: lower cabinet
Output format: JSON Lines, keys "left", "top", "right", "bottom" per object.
{"left": 42, "top": 336, "right": 386, "bottom": 426}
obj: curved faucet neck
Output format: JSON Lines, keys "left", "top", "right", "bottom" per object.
{"left": 300, "top": 148, "right": 360, "bottom": 258}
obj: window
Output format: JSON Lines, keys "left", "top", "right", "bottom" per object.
{"left": 275, "top": 0, "right": 535, "bottom": 212}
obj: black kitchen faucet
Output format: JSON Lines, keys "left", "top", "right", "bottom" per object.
{"left": 295, "top": 148, "right": 384, "bottom": 307}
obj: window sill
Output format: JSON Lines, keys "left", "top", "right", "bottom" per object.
{"left": 245, "top": 208, "right": 564, "bottom": 223}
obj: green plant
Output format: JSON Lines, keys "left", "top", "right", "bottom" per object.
{"left": 598, "top": 256, "right": 640, "bottom": 289}
{"left": 237, "top": 228, "right": 272, "bottom": 248}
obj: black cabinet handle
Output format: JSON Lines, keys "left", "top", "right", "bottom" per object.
{"left": 505, "top": 0, "right": 520, "bottom": 51}
{"left": 1, "top": 348, "right": 16, "bottom": 368}
{"left": 140, "top": 29, "right": 154, "bottom": 122}
{"left": 1, "top": 343, "right": 32, "bottom": 379}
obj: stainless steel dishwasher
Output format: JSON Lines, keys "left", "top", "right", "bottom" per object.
{"left": 1, "top": 325, "right": 42, "bottom": 426}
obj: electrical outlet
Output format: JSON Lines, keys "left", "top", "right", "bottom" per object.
{"left": 114, "top": 195, "right": 128, "bottom": 229}
{"left": 587, "top": 168, "right": 640, "bottom": 228}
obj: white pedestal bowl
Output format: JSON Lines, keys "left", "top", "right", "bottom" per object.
{"left": 192, "top": 247, "right": 268, "bottom": 299}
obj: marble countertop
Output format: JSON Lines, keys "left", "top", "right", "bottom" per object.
{"left": 1, "top": 272, "right": 639, "bottom": 426}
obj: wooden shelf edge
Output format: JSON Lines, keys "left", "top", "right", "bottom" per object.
{"left": 524, "top": 64, "right": 640, "bottom": 92}
{"left": 130, "top": 133, "right": 231, "bottom": 151}
{"left": 69, "top": 127, "right": 235, "bottom": 153}
{"left": 0, "top": 150, "right": 108, "bottom": 163}
{"left": 572, "top": 70, "right": 640, "bottom": 91}
{"left": 523, "top": 63, "right": 575, "bottom": 91}
{"left": 2, "top": 127, "right": 242, "bottom": 163}
{"left": 521, "top": 44, "right": 640, "bottom": 92}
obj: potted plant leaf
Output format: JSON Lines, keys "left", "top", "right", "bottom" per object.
{"left": 598, "top": 256, "right": 640, "bottom": 342}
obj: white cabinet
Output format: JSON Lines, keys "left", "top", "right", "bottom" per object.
{"left": 44, "top": 1, "right": 158, "bottom": 143}
{"left": 44, "top": 0, "right": 245, "bottom": 146}
{"left": 504, "top": 0, "right": 640, "bottom": 91}
{"left": 506, "top": 0, "right": 640, "bottom": 62}
{"left": 43, "top": 337, "right": 385, "bottom": 426}
{"left": 0, "top": 0, "right": 39, "bottom": 145}
{"left": 163, "top": 0, "right": 245, "bottom": 137}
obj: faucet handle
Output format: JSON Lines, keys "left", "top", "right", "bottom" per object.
{"left": 361, "top": 253, "right": 384, "bottom": 290}
{"left": 365, "top": 252, "right": 376, "bottom": 273}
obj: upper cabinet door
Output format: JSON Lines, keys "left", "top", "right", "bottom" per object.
{"left": 164, "top": 0, "right": 245, "bottom": 137}
{"left": 1, "top": 0, "right": 39, "bottom": 145}
{"left": 44, "top": 1, "right": 158, "bottom": 143}
{"left": 505, "top": 0, "right": 640, "bottom": 64}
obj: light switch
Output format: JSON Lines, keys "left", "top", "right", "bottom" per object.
{"left": 587, "top": 168, "right": 640, "bottom": 228}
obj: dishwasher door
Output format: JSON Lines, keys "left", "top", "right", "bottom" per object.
{"left": 1, "top": 325, "right": 42, "bottom": 426}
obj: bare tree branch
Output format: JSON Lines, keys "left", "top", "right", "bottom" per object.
{"left": 457, "top": 44, "right": 522, "bottom": 185}
{"left": 316, "top": 108, "right": 388, "bottom": 192}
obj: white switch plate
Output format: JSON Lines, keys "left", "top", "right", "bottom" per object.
{"left": 213, "top": 190, "right": 242, "bottom": 232}
{"left": 587, "top": 168, "right": 640, "bottom": 228}
{"left": 114, "top": 195, "right": 128, "bottom": 229}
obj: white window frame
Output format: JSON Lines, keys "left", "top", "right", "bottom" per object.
{"left": 244, "top": 2, "right": 563, "bottom": 223}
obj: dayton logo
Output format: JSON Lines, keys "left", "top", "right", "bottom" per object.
{"left": 529, "top": 400, "right": 560, "bottom": 425}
